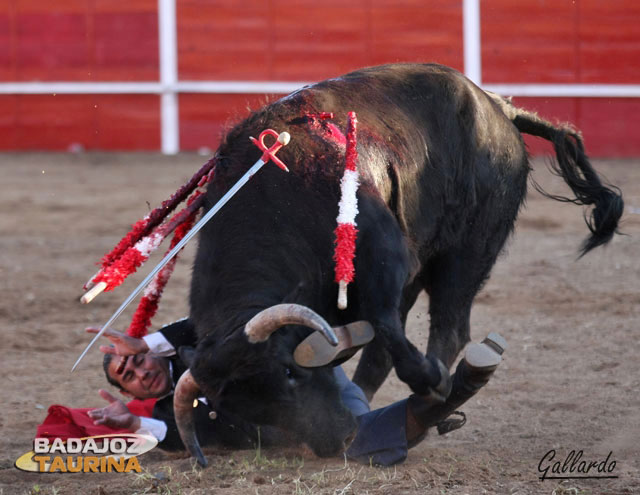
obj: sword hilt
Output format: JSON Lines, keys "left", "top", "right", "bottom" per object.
{"left": 250, "top": 130, "right": 290, "bottom": 172}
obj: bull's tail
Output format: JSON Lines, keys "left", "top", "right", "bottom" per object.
{"left": 486, "top": 91, "right": 624, "bottom": 257}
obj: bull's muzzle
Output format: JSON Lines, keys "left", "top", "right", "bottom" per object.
{"left": 175, "top": 304, "right": 339, "bottom": 467}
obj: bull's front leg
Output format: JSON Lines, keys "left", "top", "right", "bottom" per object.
{"left": 351, "top": 196, "right": 450, "bottom": 400}
{"left": 352, "top": 277, "right": 423, "bottom": 401}
{"left": 367, "top": 309, "right": 452, "bottom": 399}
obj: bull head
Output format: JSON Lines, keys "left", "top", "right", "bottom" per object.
{"left": 173, "top": 304, "right": 358, "bottom": 467}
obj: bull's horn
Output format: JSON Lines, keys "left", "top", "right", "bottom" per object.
{"left": 244, "top": 303, "right": 338, "bottom": 346}
{"left": 173, "top": 369, "right": 208, "bottom": 467}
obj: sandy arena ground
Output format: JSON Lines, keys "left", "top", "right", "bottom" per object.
{"left": 0, "top": 152, "right": 638, "bottom": 495}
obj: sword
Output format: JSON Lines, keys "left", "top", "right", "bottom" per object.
{"left": 72, "top": 130, "right": 291, "bottom": 371}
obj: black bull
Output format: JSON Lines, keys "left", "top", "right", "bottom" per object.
{"left": 174, "top": 63, "right": 623, "bottom": 464}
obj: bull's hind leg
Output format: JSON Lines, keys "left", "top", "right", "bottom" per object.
{"left": 406, "top": 332, "right": 506, "bottom": 446}
{"left": 351, "top": 195, "right": 450, "bottom": 399}
{"left": 422, "top": 238, "right": 507, "bottom": 368}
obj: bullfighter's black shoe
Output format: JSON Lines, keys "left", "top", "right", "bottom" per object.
{"left": 406, "top": 333, "right": 506, "bottom": 447}
{"left": 294, "top": 321, "right": 375, "bottom": 367}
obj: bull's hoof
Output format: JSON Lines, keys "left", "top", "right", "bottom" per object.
{"left": 428, "top": 358, "right": 453, "bottom": 403}
{"left": 294, "top": 321, "right": 374, "bottom": 367}
{"left": 398, "top": 354, "right": 452, "bottom": 399}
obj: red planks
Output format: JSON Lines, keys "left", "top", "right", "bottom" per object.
{"left": 91, "top": 6, "right": 158, "bottom": 81}
{"left": 177, "top": 0, "right": 370, "bottom": 82}
{"left": 481, "top": 0, "right": 579, "bottom": 83}
{"left": 576, "top": 98, "right": 640, "bottom": 157}
{"left": 2, "top": 0, "right": 158, "bottom": 82}
{"left": 479, "top": 1, "right": 640, "bottom": 155}
{"left": 93, "top": 0, "right": 157, "bottom": 13}
{"left": 0, "top": 94, "right": 159, "bottom": 151}
{"left": 370, "top": 0, "right": 463, "bottom": 70}
{"left": 14, "top": 1, "right": 90, "bottom": 81}
{"left": 92, "top": 1, "right": 159, "bottom": 81}
{"left": 0, "top": 1, "right": 14, "bottom": 80}
{"left": 579, "top": 0, "right": 640, "bottom": 83}
{"left": 482, "top": 0, "right": 640, "bottom": 84}
{"left": 0, "top": 94, "right": 94, "bottom": 150}
{"left": 177, "top": 0, "right": 270, "bottom": 81}
{"left": 93, "top": 94, "right": 160, "bottom": 149}
{"left": 179, "top": 93, "right": 283, "bottom": 151}
{"left": 271, "top": 0, "right": 369, "bottom": 81}
{"left": 16, "top": 11, "right": 91, "bottom": 81}
{"left": 1, "top": 0, "right": 638, "bottom": 156}
{"left": 177, "top": 0, "right": 463, "bottom": 82}
{"left": 0, "top": 96, "right": 21, "bottom": 149}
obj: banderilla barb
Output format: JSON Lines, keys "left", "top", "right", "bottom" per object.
{"left": 83, "top": 158, "right": 216, "bottom": 291}
{"left": 81, "top": 190, "right": 208, "bottom": 304}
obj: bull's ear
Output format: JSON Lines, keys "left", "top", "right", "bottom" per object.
{"left": 178, "top": 346, "right": 197, "bottom": 368}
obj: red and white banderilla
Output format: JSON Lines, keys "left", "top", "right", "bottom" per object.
{"left": 72, "top": 130, "right": 291, "bottom": 371}
{"left": 334, "top": 112, "right": 359, "bottom": 309}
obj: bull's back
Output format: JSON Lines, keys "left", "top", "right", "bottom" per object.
{"left": 191, "top": 63, "right": 530, "bottom": 330}
{"left": 287, "top": 63, "right": 529, "bottom": 248}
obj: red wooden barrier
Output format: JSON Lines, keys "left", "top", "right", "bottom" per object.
{"left": 0, "top": 1, "right": 637, "bottom": 155}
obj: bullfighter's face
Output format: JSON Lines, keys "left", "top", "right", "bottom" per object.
{"left": 107, "top": 353, "right": 172, "bottom": 399}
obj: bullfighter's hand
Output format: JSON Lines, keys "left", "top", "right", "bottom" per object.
{"left": 85, "top": 326, "right": 150, "bottom": 356}
{"left": 88, "top": 389, "right": 141, "bottom": 431}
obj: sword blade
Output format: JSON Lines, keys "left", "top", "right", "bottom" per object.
{"left": 71, "top": 158, "right": 267, "bottom": 371}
